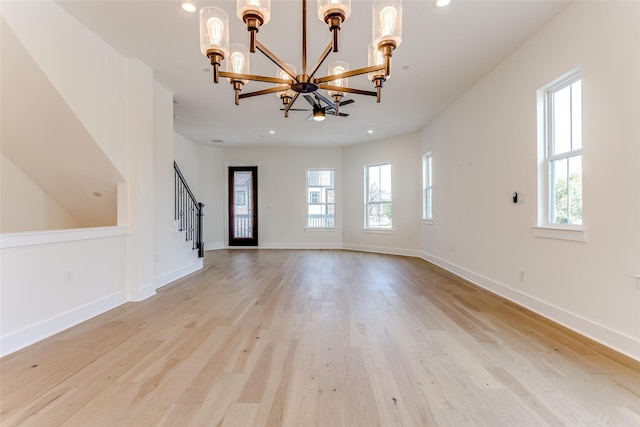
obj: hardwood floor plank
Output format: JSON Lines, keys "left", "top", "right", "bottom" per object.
{"left": 1, "top": 249, "right": 638, "bottom": 426}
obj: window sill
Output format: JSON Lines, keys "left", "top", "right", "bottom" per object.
{"left": 304, "top": 227, "right": 338, "bottom": 232}
{"left": 422, "top": 219, "right": 433, "bottom": 225}
{"left": 363, "top": 228, "right": 393, "bottom": 234}
{"left": 532, "top": 226, "right": 586, "bottom": 242}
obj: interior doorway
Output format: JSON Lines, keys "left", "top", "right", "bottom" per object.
{"left": 228, "top": 166, "right": 258, "bottom": 246}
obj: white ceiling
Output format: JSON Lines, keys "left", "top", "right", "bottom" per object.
{"left": 56, "top": 0, "right": 570, "bottom": 147}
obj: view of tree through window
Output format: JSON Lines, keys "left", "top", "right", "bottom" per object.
{"left": 306, "top": 170, "right": 335, "bottom": 228}
{"left": 366, "top": 163, "right": 392, "bottom": 229}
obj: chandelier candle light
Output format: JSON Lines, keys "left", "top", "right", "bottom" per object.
{"left": 200, "top": 0, "right": 402, "bottom": 117}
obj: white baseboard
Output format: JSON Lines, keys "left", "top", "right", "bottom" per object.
{"left": 0, "top": 292, "right": 127, "bottom": 358}
{"left": 418, "top": 250, "right": 640, "bottom": 362}
{"left": 126, "top": 281, "right": 157, "bottom": 302}
{"left": 343, "top": 243, "right": 421, "bottom": 258}
{"left": 259, "top": 242, "right": 344, "bottom": 250}
{"left": 204, "top": 242, "right": 225, "bottom": 250}
{"left": 153, "top": 257, "right": 204, "bottom": 290}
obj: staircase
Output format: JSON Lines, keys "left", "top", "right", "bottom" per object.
{"left": 174, "top": 162, "right": 204, "bottom": 258}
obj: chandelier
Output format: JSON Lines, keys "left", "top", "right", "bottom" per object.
{"left": 199, "top": 0, "right": 402, "bottom": 120}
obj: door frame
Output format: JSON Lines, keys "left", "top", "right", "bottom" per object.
{"left": 228, "top": 166, "right": 258, "bottom": 246}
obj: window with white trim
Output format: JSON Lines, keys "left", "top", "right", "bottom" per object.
{"left": 365, "top": 163, "right": 392, "bottom": 229}
{"left": 422, "top": 153, "right": 433, "bottom": 220}
{"left": 306, "top": 169, "right": 335, "bottom": 228}
{"left": 540, "top": 71, "right": 582, "bottom": 226}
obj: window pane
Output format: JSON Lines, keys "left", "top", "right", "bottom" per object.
{"left": 426, "top": 188, "right": 432, "bottom": 219}
{"left": 366, "top": 164, "right": 392, "bottom": 229}
{"left": 568, "top": 155, "right": 582, "bottom": 225}
{"left": 368, "top": 165, "right": 381, "bottom": 202}
{"left": 553, "top": 85, "right": 572, "bottom": 155}
{"left": 550, "top": 158, "right": 568, "bottom": 224}
{"left": 307, "top": 169, "right": 334, "bottom": 228}
{"left": 571, "top": 80, "right": 582, "bottom": 150}
{"left": 380, "top": 164, "right": 392, "bottom": 202}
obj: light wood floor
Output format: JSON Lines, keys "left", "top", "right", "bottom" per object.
{"left": 1, "top": 249, "right": 639, "bottom": 426}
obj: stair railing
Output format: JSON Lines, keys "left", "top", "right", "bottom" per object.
{"left": 174, "top": 162, "right": 204, "bottom": 257}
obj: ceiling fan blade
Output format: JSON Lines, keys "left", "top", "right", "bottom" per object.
{"left": 280, "top": 108, "right": 311, "bottom": 111}
{"left": 338, "top": 112, "right": 349, "bottom": 117}
{"left": 340, "top": 99, "right": 355, "bottom": 106}
{"left": 314, "top": 92, "right": 337, "bottom": 110}
{"left": 304, "top": 94, "right": 316, "bottom": 107}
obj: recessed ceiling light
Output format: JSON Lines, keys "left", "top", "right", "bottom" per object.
{"left": 93, "top": 192, "right": 102, "bottom": 197}
{"left": 367, "top": 130, "right": 374, "bottom": 134}
{"left": 269, "top": 130, "right": 275, "bottom": 134}
{"left": 180, "top": 2, "right": 197, "bottom": 13}
{"left": 433, "top": 0, "right": 451, "bottom": 8}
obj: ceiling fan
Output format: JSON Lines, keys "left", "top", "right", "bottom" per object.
{"left": 280, "top": 91, "right": 355, "bottom": 121}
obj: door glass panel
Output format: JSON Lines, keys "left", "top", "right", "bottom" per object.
{"left": 233, "top": 171, "right": 253, "bottom": 238}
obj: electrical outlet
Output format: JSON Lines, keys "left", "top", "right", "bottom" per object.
{"left": 520, "top": 270, "right": 526, "bottom": 282}
{"left": 65, "top": 270, "right": 74, "bottom": 284}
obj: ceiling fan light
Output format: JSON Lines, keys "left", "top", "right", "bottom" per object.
{"left": 199, "top": 7, "right": 229, "bottom": 57}
{"left": 313, "top": 107, "right": 326, "bottom": 121}
{"left": 237, "top": 0, "right": 271, "bottom": 26}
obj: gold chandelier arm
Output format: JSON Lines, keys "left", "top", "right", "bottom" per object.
{"left": 316, "top": 84, "right": 377, "bottom": 97}
{"left": 315, "top": 65, "right": 385, "bottom": 84}
{"left": 238, "top": 86, "right": 291, "bottom": 99}
{"left": 307, "top": 42, "right": 333, "bottom": 81}
{"left": 219, "top": 71, "right": 290, "bottom": 85}
{"left": 255, "top": 41, "right": 298, "bottom": 80}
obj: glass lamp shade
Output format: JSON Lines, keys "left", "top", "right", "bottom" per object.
{"left": 327, "top": 61, "right": 349, "bottom": 96}
{"left": 317, "top": 0, "right": 351, "bottom": 23}
{"left": 226, "top": 44, "right": 250, "bottom": 83}
{"left": 275, "top": 64, "right": 297, "bottom": 99}
{"left": 200, "top": 7, "right": 229, "bottom": 57}
{"left": 367, "top": 44, "right": 389, "bottom": 81}
{"left": 372, "top": 0, "right": 402, "bottom": 49}
{"left": 237, "top": 0, "right": 271, "bottom": 25}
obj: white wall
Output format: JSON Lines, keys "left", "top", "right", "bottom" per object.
{"left": 199, "top": 145, "right": 225, "bottom": 249}
{"left": 0, "top": 228, "right": 128, "bottom": 356}
{"left": 419, "top": 1, "right": 640, "bottom": 360}
{"left": 343, "top": 133, "right": 421, "bottom": 256}
{"left": 153, "top": 84, "right": 201, "bottom": 286}
{"left": 1, "top": 0, "right": 128, "bottom": 177}
{"left": 221, "top": 146, "right": 344, "bottom": 249}
{"left": 0, "top": 1, "right": 202, "bottom": 356}
{"left": 174, "top": 132, "right": 202, "bottom": 196}
{"left": 1, "top": 154, "right": 81, "bottom": 232}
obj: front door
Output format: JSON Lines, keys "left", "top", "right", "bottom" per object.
{"left": 229, "top": 166, "right": 258, "bottom": 246}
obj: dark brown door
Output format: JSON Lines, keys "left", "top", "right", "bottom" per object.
{"left": 229, "top": 166, "right": 258, "bottom": 246}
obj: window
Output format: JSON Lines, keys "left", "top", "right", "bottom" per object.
{"left": 540, "top": 71, "right": 582, "bottom": 226}
{"left": 307, "top": 170, "right": 335, "bottom": 228}
{"left": 423, "top": 153, "right": 433, "bottom": 220}
{"left": 365, "top": 163, "right": 392, "bottom": 229}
